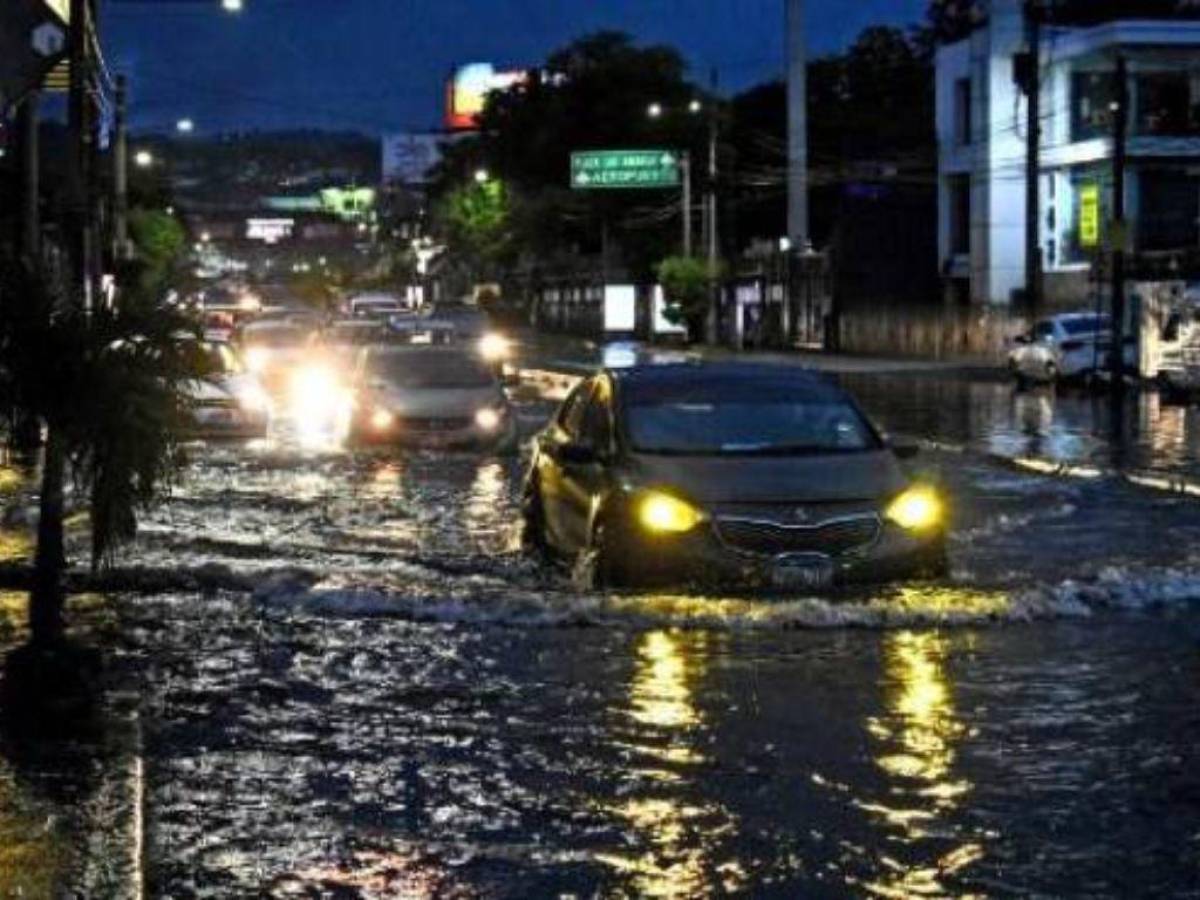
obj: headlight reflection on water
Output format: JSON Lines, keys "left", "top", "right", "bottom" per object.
{"left": 598, "top": 630, "right": 746, "bottom": 898}
{"left": 858, "top": 630, "right": 984, "bottom": 897}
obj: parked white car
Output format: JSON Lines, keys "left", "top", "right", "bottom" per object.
{"left": 1007, "top": 313, "right": 1133, "bottom": 383}
{"left": 185, "top": 341, "right": 271, "bottom": 438}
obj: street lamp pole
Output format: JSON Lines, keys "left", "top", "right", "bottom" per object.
{"left": 705, "top": 68, "right": 720, "bottom": 343}
{"left": 681, "top": 151, "right": 692, "bottom": 257}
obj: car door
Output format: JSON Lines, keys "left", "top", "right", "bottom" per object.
{"left": 557, "top": 378, "right": 616, "bottom": 552}
{"left": 538, "top": 380, "right": 593, "bottom": 551}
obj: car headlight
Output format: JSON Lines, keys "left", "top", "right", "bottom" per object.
{"left": 245, "top": 346, "right": 270, "bottom": 373}
{"left": 371, "top": 409, "right": 395, "bottom": 430}
{"left": 289, "top": 366, "right": 344, "bottom": 416}
{"left": 637, "top": 491, "right": 704, "bottom": 534}
{"left": 479, "top": 333, "right": 510, "bottom": 363}
{"left": 475, "top": 406, "right": 504, "bottom": 431}
{"left": 885, "top": 486, "right": 944, "bottom": 532}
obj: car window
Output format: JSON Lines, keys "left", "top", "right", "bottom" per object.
{"left": 578, "top": 382, "right": 613, "bottom": 452}
{"left": 1033, "top": 321, "right": 1055, "bottom": 342}
{"left": 1060, "top": 316, "right": 1110, "bottom": 337}
{"left": 558, "top": 381, "right": 593, "bottom": 439}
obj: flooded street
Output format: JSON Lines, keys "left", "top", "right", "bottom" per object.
{"left": 49, "top": 362, "right": 1192, "bottom": 897}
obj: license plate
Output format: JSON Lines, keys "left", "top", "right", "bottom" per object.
{"left": 771, "top": 558, "right": 834, "bottom": 591}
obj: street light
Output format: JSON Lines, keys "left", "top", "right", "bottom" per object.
{"left": 688, "top": 99, "right": 703, "bottom": 114}
{"left": 134, "top": 149, "right": 153, "bottom": 168}
{"left": 221, "top": 0, "right": 244, "bottom": 11}
{"left": 647, "top": 102, "right": 663, "bottom": 119}
{"left": 176, "top": 118, "right": 195, "bottom": 134}
{"left": 474, "top": 168, "right": 490, "bottom": 184}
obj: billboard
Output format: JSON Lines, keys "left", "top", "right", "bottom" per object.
{"left": 382, "top": 132, "right": 443, "bottom": 184}
{"left": 446, "top": 63, "right": 527, "bottom": 131}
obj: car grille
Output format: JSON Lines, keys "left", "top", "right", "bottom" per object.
{"left": 715, "top": 515, "right": 880, "bottom": 558}
{"left": 399, "top": 416, "right": 472, "bottom": 432}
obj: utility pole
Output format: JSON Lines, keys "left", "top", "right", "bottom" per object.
{"left": 1023, "top": 1, "right": 1043, "bottom": 311}
{"left": 113, "top": 74, "right": 129, "bottom": 262}
{"left": 1110, "top": 53, "right": 1129, "bottom": 391}
{"left": 786, "top": 0, "right": 809, "bottom": 247}
{"left": 16, "top": 92, "right": 40, "bottom": 260}
{"left": 681, "top": 151, "right": 692, "bottom": 257}
{"left": 66, "top": 0, "right": 91, "bottom": 307}
{"left": 705, "top": 68, "right": 721, "bottom": 344}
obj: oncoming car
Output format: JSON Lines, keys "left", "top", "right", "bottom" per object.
{"left": 350, "top": 346, "right": 517, "bottom": 450}
{"left": 184, "top": 341, "right": 270, "bottom": 438}
{"left": 522, "top": 363, "right": 948, "bottom": 591}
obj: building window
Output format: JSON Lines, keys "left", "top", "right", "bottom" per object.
{"left": 1071, "top": 71, "right": 1116, "bottom": 141}
{"left": 1139, "top": 168, "right": 1200, "bottom": 251}
{"left": 949, "top": 175, "right": 970, "bottom": 255}
{"left": 954, "top": 78, "right": 972, "bottom": 145}
{"left": 1135, "top": 72, "right": 1200, "bottom": 136}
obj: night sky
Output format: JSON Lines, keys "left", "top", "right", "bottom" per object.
{"left": 103, "top": 0, "right": 929, "bottom": 135}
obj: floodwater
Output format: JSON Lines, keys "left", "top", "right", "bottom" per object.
{"left": 3, "top": 362, "right": 1200, "bottom": 896}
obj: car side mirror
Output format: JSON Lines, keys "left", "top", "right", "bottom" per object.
{"left": 891, "top": 440, "right": 921, "bottom": 460}
{"left": 558, "top": 442, "right": 599, "bottom": 466}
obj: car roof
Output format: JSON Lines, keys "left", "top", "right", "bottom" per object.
{"left": 606, "top": 362, "right": 847, "bottom": 401}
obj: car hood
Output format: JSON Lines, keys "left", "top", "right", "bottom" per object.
{"left": 625, "top": 449, "right": 907, "bottom": 505}
{"left": 372, "top": 384, "right": 502, "bottom": 416}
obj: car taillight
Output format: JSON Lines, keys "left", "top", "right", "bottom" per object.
{"left": 1060, "top": 340, "right": 1084, "bottom": 352}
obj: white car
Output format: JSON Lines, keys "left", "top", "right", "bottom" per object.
{"left": 186, "top": 342, "right": 271, "bottom": 437}
{"left": 1007, "top": 313, "right": 1133, "bottom": 383}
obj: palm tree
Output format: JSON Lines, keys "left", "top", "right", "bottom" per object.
{"left": 0, "top": 252, "right": 204, "bottom": 651}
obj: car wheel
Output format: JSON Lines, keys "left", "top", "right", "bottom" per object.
{"left": 572, "top": 521, "right": 627, "bottom": 591}
{"left": 520, "top": 478, "right": 550, "bottom": 559}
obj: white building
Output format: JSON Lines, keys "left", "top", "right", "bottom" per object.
{"left": 937, "top": 0, "right": 1200, "bottom": 305}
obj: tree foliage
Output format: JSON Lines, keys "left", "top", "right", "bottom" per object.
{"left": 657, "top": 255, "right": 721, "bottom": 339}
{"left": 428, "top": 32, "right": 709, "bottom": 280}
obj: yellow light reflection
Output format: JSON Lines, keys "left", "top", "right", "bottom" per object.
{"left": 630, "top": 630, "right": 700, "bottom": 731}
{"left": 0, "top": 530, "right": 32, "bottom": 564}
{"left": 600, "top": 631, "right": 744, "bottom": 898}
{"left": 862, "top": 631, "right": 978, "bottom": 897}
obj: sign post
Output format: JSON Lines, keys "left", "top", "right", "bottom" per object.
{"left": 570, "top": 150, "right": 681, "bottom": 190}
{"left": 571, "top": 148, "right": 691, "bottom": 255}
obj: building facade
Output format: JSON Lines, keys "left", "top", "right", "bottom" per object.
{"left": 937, "top": 0, "right": 1200, "bottom": 306}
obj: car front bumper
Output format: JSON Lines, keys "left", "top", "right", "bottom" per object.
{"left": 607, "top": 515, "right": 946, "bottom": 591}
{"left": 352, "top": 413, "right": 517, "bottom": 450}
{"left": 188, "top": 406, "right": 269, "bottom": 438}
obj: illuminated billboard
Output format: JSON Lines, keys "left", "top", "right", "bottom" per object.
{"left": 446, "top": 63, "right": 527, "bottom": 131}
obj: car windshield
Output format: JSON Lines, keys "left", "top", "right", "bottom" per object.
{"left": 1061, "top": 316, "right": 1110, "bottom": 336}
{"left": 626, "top": 397, "right": 879, "bottom": 456}
{"left": 243, "top": 326, "right": 305, "bottom": 347}
{"left": 326, "top": 324, "right": 382, "bottom": 345}
{"left": 371, "top": 351, "right": 495, "bottom": 388}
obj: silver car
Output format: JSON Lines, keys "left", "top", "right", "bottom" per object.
{"left": 350, "top": 346, "right": 517, "bottom": 450}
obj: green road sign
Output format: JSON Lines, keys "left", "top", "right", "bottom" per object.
{"left": 571, "top": 149, "right": 680, "bottom": 190}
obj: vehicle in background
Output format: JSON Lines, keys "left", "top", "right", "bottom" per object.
{"left": 522, "top": 363, "right": 948, "bottom": 591}
{"left": 237, "top": 320, "right": 315, "bottom": 392}
{"left": 184, "top": 341, "right": 271, "bottom": 438}
{"left": 202, "top": 311, "right": 237, "bottom": 343}
{"left": 1156, "top": 307, "right": 1200, "bottom": 398}
{"left": 350, "top": 346, "right": 517, "bottom": 451}
{"left": 428, "top": 303, "right": 513, "bottom": 373}
{"left": 1007, "top": 313, "right": 1134, "bottom": 384}
{"left": 348, "top": 293, "right": 405, "bottom": 320}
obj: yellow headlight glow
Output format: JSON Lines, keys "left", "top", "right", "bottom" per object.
{"left": 479, "top": 333, "right": 510, "bottom": 363}
{"left": 638, "top": 492, "right": 703, "bottom": 534}
{"left": 371, "top": 409, "right": 395, "bottom": 430}
{"left": 475, "top": 407, "right": 502, "bottom": 431}
{"left": 886, "top": 486, "right": 944, "bottom": 532}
